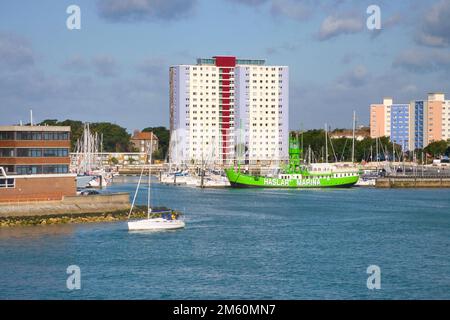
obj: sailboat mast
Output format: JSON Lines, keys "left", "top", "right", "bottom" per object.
{"left": 308, "top": 145, "right": 311, "bottom": 165}
{"left": 238, "top": 119, "right": 243, "bottom": 172}
{"left": 128, "top": 164, "right": 145, "bottom": 218}
{"left": 351, "top": 111, "right": 356, "bottom": 163}
{"left": 392, "top": 139, "right": 395, "bottom": 163}
{"left": 301, "top": 130, "right": 304, "bottom": 162}
{"left": 376, "top": 137, "right": 379, "bottom": 172}
{"left": 147, "top": 136, "right": 153, "bottom": 218}
{"left": 325, "top": 123, "right": 328, "bottom": 164}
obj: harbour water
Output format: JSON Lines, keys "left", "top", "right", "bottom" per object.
{"left": 0, "top": 177, "right": 449, "bottom": 299}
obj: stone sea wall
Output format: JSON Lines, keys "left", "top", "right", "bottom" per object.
{"left": 376, "top": 177, "right": 450, "bottom": 188}
{"left": 0, "top": 205, "right": 180, "bottom": 227}
{"left": 0, "top": 193, "right": 131, "bottom": 218}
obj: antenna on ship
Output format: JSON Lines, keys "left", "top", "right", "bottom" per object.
{"left": 324, "top": 123, "right": 328, "bottom": 164}
{"left": 351, "top": 110, "right": 356, "bottom": 163}
{"left": 299, "top": 122, "right": 304, "bottom": 162}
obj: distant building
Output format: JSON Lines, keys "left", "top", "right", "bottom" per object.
{"left": 70, "top": 152, "right": 150, "bottom": 167}
{"left": 330, "top": 128, "right": 370, "bottom": 141}
{"left": 130, "top": 130, "right": 159, "bottom": 155}
{"left": 0, "top": 125, "right": 76, "bottom": 202}
{"left": 411, "top": 100, "right": 426, "bottom": 150}
{"left": 100, "top": 152, "right": 147, "bottom": 166}
{"left": 369, "top": 93, "right": 450, "bottom": 151}
{"left": 390, "top": 104, "right": 410, "bottom": 152}
{"left": 427, "top": 93, "right": 448, "bottom": 144}
{"left": 370, "top": 97, "right": 392, "bottom": 138}
{"left": 170, "top": 55, "right": 289, "bottom": 165}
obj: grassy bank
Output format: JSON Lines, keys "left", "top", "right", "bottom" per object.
{"left": 0, "top": 206, "right": 181, "bottom": 227}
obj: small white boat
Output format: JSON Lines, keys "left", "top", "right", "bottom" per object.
{"left": 355, "top": 178, "right": 376, "bottom": 187}
{"left": 127, "top": 137, "right": 185, "bottom": 231}
{"left": 76, "top": 175, "right": 94, "bottom": 188}
{"left": 87, "top": 171, "right": 113, "bottom": 187}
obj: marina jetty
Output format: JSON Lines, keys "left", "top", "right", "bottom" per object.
{"left": 376, "top": 176, "right": 450, "bottom": 188}
{"left": 118, "top": 164, "right": 165, "bottom": 176}
{"left": 0, "top": 193, "right": 131, "bottom": 227}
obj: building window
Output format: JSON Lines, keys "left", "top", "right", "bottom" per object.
{"left": 0, "top": 132, "right": 14, "bottom": 140}
{"left": 16, "top": 165, "right": 69, "bottom": 175}
{"left": 15, "top": 148, "right": 69, "bottom": 157}
{"left": 15, "top": 131, "right": 69, "bottom": 140}
{"left": 43, "top": 165, "right": 69, "bottom": 174}
{"left": 0, "top": 148, "right": 14, "bottom": 157}
{"left": 16, "top": 165, "right": 42, "bottom": 175}
{"left": 0, "top": 178, "right": 15, "bottom": 188}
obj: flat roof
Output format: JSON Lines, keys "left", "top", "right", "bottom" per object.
{"left": 0, "top": 125, "right": 71, "bottom": 132}
{"left": 196, "top": 57, "right": 267, "bottom": 66}
{"left": 2, "top": 173, "right": 77, "bottom": 179}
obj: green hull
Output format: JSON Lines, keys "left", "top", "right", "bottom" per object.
{"left": 225, "top": 169, "right": 359, "bottom": 188}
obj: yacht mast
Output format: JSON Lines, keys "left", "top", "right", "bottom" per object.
{"left": 351, "top": 111, "right": 356, "bottom": 163}
{"left": 147, "top": 136, "right": 153, "bottom": 218}
{"left": 392, "top": 138, "right": 395, "bottom": 164}
{"left": 308, "top": 145, "right": 312, "bottom": 164}
{"left": 325, "top": 123, "right": 328, "bottom": 164}
{"left": 376, "top": 137, "right": 379, "bottom": 172}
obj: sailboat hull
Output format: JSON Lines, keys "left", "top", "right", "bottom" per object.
{"left": 127, "top": 218, "right": 185, "bottom": 231}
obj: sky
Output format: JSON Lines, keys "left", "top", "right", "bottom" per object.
{"left": 0, "top": 0, "right": 450, "bottom": 132}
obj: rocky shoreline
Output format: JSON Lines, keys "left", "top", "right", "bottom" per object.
{"left": 0, "top": 206, "right": 181, "bottom": 227}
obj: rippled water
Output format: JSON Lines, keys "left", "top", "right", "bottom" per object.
{"left": 1, "top": 177, "right": 449, "bottom": 299}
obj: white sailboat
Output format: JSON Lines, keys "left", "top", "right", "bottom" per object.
{"left": 73, "top": 123, "right": 114, "bottom": 188}
{"left": 127, "top": 139, "right": 185, "bottom": 231}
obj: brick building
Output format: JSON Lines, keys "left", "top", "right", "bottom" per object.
{"left": 130, "top": 130, "right": 159, "bottom": 155}
{"left": 0, "top": 125, "right": 76, "bottom": 202}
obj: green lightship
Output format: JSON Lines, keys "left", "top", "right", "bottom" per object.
{"left": 225, "top": 134, "right": 360, "bottom": 188}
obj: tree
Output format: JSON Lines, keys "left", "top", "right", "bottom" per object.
{"left": 424, "top": 140, "right": 449, "bottom": 158}
{"left": 152, "top": 149, "right": 163, "bottom": 160}
{"left": 40, "top": 119, "right": 84, "bottom": 151}
{"left": 90, "top": 122, "right": 132, "bottom": 152}
{"left": 447, "top": 140, "right": 450, "bottom": 157}
{"left": 142, "top": 126, "right": 170, "bottom": 160}
{"left": 292, "top": 129, "right": 399, "bottom": 163}
{"left": 39, "top": 119, "right": 58, "bottom": 126}
{"left": 110, "top": 157, "right": 119, "bottom": 165}
{"left": 39, "top": 119, "right": 131, "bottom": 152}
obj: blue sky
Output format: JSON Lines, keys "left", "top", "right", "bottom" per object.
{"left": 1, "top": 0, "right": 449, "bottom": 131}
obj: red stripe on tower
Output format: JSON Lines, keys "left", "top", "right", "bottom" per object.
{"left": 214, "top": 57, "right": 236, "bottom": 67}
{"left": 214, "top": 56, "right": 236, "bottom": 163}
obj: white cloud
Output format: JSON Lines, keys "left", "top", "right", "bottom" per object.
{"left": 415, "top": 0, "right": 450, "bottom": 47}
{"left": 97, "top": 0, "right": 197, "bottom": 22}
{"left": 92, "top": 55, "right": 119, "bottom": 78}
{"left": 393, "top": 49, "right": 450, "bottom": 73}
{"left": 271, "top": 0, "right": 314, "bottom": 21}
{"left": 336, "top": 65, "right": 369, "bottom": 88}
{"left": 0, "top": 32, "right": 35, "bottom": 70}
{"left": 318, "top": 13, "right": 364, "bottom": 40}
